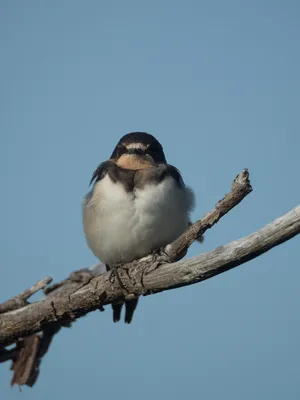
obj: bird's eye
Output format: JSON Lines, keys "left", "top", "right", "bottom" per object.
{"left": 146, "top": 143, "right": 158, "bottom": 156}
{"left": 117, "top": 145, "right": 127, "bottom": 157}
{"left": 145, "top": 143, "right": 166, "bottom": 164}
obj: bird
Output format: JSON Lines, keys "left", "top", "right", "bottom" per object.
{"left": 82, "top": 132, "right": 197, "bottom": 323}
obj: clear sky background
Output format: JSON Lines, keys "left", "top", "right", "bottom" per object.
{"left": 1, "top": 1, "right": 299, "bottom": 399}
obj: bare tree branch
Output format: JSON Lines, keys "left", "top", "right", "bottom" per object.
{"left": 0, "top": 169, "right": 299, "bottom": 387}
{"left": 142, "top": 204, "right": 300, "bottom": 292}
{"left": 166, "top": 168, "right": 252, "bottom": 261}
{"left": 0, "top": 277, "right": 53, "bottom": 314}
{"left": 0, "top": 169, "right": 253, "bottom": 345}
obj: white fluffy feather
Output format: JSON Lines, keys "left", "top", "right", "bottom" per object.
{"left": 83, "top": 174, "right": 194, "bottom": 265}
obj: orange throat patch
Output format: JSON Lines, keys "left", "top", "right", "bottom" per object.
{"left": 116, "top": 154, "right": 153, "bottom": 170}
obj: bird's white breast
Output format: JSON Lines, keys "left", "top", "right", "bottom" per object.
{"left": 83, "top": 174, "right": 194, "bottom": 265}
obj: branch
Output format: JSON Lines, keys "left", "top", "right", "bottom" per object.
{"left": 0, "top": 169, "right": 299, "bottom": 387}
{"left": 0, "top": 169, "right": 253, "bottom": 345}
{"left": 166, "top": 169, "right": 252, "bottom": 261}
{"left": 143, "top": 204, "right": 300, "bottom": 292}
{"left": 0, "top": 277, "right": 59, "bottom": 387}
{"left": 0, "top": 277, "right": 52, "bottom": 314}
{"left": 3, "top": 203, "right": 299, "bottom": 347}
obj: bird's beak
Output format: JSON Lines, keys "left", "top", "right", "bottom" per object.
{"left": 126, "top": 148, "right": 155, "bottom": 166}
{"left": 127, "top": 148, "right": 145, "bottom": 156}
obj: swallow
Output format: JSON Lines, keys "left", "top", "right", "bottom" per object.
{"left": 82, "top": 132, "right": 198, "bottom": 323}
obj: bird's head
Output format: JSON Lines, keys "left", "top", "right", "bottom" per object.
{"left": 110, "top": 132, "right": 167, "bottom": 170}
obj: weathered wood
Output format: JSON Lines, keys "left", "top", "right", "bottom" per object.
{"left": 0, "top": 169, "right": 299, "bottom": 388}
{"left": 166, "top": 169, "right": 252, "bottom": 261}
{"left": 0, "top": 169, "right": 253, "bottom": 346}
{"left": 0, "top": 277, "right": 52, "bottom": 314}
{"left": 143, "top": 205, "right": 300, "bottom": 292}
{"left": 0, "top": 205, "right": 299, "bottom": 346}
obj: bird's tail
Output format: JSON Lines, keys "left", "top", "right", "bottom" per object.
{"left": 112, "top": 303, "right": 123, "bottom": 323}
{"left": 124, "top": 298, "right": 139, "bottom": 324}
{"left": 106, "top": 264, "right": 139, "bottom": 323}
{"left": 111, "top": 298, "right": 139, "bottom": 323}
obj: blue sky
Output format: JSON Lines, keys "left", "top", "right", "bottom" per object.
{"left": 1, "top": 1, "right": 299, "bottom": 399}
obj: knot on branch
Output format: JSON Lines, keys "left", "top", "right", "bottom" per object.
{"left": 109, "top": 249, "right": 170, "bottom": 299}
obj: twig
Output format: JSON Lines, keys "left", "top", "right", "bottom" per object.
{"left": 166, "top": 169, "right": 252, "bottom": 261}
{"left": 142, "top": 205, "right": 300, "bottom": 293}
{"left": 0, "top": 277, "right": 53, "bottom": 314}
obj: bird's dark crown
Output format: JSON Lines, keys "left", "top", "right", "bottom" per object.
{"left": 110, "top": 132, "right": 167, "bottom": 164}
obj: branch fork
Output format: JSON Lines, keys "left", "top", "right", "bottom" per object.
{"left": 1, "top": 169, "right": 299, "bottom": 388}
